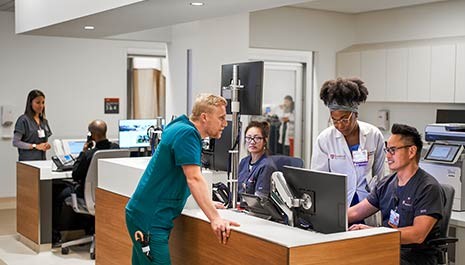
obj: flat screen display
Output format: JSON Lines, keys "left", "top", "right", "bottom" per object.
{"left": 119, "top": 119, "right": 156, "bottom": 149}
{"left": 424, "top": 143, "right": 463, "bottom": 163}
{"left": 282, "top": 166, "right": 347, "bottom": 234}
{"left": 68, "top": 141, "right": 86, "bottom": 155}
{"left": 221, "top": 61, "right": 264, "bottom": 115}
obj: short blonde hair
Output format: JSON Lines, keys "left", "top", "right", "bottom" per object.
{"left": 190, "top": 94, "right": 227, "bottom": 121}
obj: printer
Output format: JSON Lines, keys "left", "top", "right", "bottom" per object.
{"left": 421, "top": 123, "right": 465, "bottom": 211}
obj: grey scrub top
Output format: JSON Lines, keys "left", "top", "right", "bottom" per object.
{"left": 14, "top": 114, "right": 52, "bottom": 161}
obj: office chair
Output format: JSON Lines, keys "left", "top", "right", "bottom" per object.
{"left": 61, "top": 149, "right": 130, "bottom": 259}
{"left": 269, "top": 155, "right": 304, "bottom": 172}
{"left": 426, "top": 183, "right": 458, "bottom": 265}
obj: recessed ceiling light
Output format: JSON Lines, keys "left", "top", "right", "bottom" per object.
{"left": 84, "top": 25, "right": 95, "bottom": 30}
{"left": 190, "top": 2, "right": 204, "bottom": 6}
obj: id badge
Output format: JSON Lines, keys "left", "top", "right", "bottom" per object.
{"left": 352, "top": 149, "right": 368, "bottom": 166}
{"left": 37, "top": 129, "right": 45, "bottom": 138}
{"left": 388, "top": 209, "right": 400, "bottom": 228}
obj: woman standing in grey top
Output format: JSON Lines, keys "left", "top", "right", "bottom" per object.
{"left": 13, "top": 89, "right": 52, "bottom": 161}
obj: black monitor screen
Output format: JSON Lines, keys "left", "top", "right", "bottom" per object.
{"left": 202, "top": 121, "right": 233, "bottom": 171}
{"left": 436, "top": 109, "right": 465, "bottom": 123}
{"left": 118, "top": 119, "right": 156, "bottom": 149}
{"left": 221, "top": 61, "right": 264, "bottom": 115}
{"left": 282, "top": 166, "right": 347, "bottom": 234}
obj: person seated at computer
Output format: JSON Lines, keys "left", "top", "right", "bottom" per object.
{"left": 71, "top": 119, "right": 119, "bottom": 196}
{"left": 238, "top": 121, "right": 277, "bottom": 198}
{"left": 348, "top": 124, "right": 444, "bottom": 265}
{"left": 52, "top": 119, "right": 118, "bottom": 244}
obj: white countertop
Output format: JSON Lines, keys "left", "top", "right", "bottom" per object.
{"left": 98, "top": 157, "right": 227, "bottom": 199}
{"left": 19, "top": 160, "right": 72, "bottom": 180}
{"left": 451, "top": 211, "right": 465, "bottom": 228}
{"left": 182, "top": 208, "right": 396, "bottom": 248}
{"left": 97, "top": 157, "right": 397, "bottom": 248}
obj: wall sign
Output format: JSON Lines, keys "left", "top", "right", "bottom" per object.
{"left": 104, "top": 98, "right": 119, "bottom": 114}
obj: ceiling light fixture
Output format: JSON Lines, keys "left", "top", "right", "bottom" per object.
{"left": 190, "top": 2, "right": 204, "bottom": 6}
{"left": 84, "top": 25, "right": 95, "bottom": 30}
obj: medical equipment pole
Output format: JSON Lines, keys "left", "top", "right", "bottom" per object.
{"left": 229, "top": 65, "right": 241, "bottom": 207}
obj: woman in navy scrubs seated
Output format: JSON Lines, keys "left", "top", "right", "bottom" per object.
{"left": 238, "top": 121, "right": 277, "bottom": 198}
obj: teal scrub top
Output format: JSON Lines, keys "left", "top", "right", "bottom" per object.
{"left": 126, "top": 115, "right": 202, "bottom": 231}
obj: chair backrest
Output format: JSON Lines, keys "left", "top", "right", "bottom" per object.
{"left": 439, "top": 183, "right": 455, "bottom": 238}
{"left": 84, "top": 149, "right": 131, "bottom": 215}
{"left": 269, "top": 155, "right": 304, "bottom": 172}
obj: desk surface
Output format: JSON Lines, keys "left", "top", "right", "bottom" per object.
{"left": 451, "top": 211, "right": 465, "bottom": 227}
{"left": 98, "top": 157, "right": 397, "bottom": 249}
{"left": 19, "top": 160, "right": 71, "bottom": 180}
{"left": 183, "top": 208, "right": 396, "bottom": 248}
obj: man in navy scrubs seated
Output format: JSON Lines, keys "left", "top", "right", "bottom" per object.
{"left": 348, "top": 123, "right": 444, "bottom": 265}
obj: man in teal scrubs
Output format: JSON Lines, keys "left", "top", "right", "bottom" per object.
{"left": 126, "top": 94, "right": 240, "bottom": 265}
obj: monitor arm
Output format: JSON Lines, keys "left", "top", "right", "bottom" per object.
{"left": 271, "top": 172, "right": 303, "bottom": 226}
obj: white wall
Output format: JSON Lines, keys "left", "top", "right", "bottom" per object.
{"left": 355, "top": 1, "right": 465, "bottom": 44}
{"left": 359, "top": 103, "right": 465, "bottom": 139}
{"left": 249, "top": 6, "right": 356, "bottom": 136}
{"left": 166, "top": 13, "right": 250, "bottom": 116}
{"left": 0, "top": 11, "right": 165, "bottom": 197}
{"left": 251, "top": 2, "right": 465, "bottom": 139}
{"left": 353, "top": 1, "right": 465, "bottom": 138}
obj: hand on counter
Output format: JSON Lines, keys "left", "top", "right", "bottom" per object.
{"left": 211, "top": 217, "right": 240, "bottom": 244}
{"left": 349, "top": 223, "right": 372, "bottom": 231}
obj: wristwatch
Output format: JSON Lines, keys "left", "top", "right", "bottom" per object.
{"left": 32, "top": 144, "right": 37, "bottom": 149}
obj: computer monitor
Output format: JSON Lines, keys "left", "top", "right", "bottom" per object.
{"left": 436, "top": 109, "right": 465, "bottom": 123}
{"left": 62, "top": 139, "right": 86, "bottom": 157}
{"left": 118, "top": 119, "right": 156, "bottom": 149}
{"left": 282, "top": 166, "right": 347, "bottom": 234}
{"left": 202, "top": 121, "right": 233, "bottom": 171}
{"left": 221, "top": 61, "right": 264, "bottom": 115}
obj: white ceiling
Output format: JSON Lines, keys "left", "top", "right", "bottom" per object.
{"left": 292, "top": 0, "right": 449, "bottom": 14}
{"left": 10, "top": 0, "right": 453, "bottom": 39}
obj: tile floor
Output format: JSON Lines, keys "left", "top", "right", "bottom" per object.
{"left": 0, "top": 209, "right": 94, "bottom": 265}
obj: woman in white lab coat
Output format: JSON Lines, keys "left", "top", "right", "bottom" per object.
{"left": 311, "top": 77, "right": 385, "bottom": 209}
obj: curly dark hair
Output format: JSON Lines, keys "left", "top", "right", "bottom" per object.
{"left": 319, "top": 77, "right": 369, "bottom": 107}
{"left": 391, "top": 123, "right": 423, "bottom": 162}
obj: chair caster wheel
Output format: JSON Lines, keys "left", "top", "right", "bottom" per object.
{"left": 90, "top": 252, "right": 95, "bottom": 260}
{"left": 61, "top": 247, "right": 69, "bottom": 255}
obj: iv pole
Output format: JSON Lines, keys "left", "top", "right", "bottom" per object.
{"left": 224, "top": 64, "right": 243, "bottom": 207}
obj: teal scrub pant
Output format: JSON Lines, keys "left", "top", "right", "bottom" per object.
{"left": 126, "top": 213, "right": 171, "bottom": 265}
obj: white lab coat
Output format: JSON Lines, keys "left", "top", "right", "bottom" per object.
{"left": 311, "top": 121, "right": 385, "bottom": 206}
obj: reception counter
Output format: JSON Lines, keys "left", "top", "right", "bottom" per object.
{"left": 16, "top": 160, "right": 72, "bottom": 252}
{"left": 96, "top": 157, "right": 400, "bottom": 265}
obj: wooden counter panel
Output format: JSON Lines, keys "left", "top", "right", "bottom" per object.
{"left": 289, "top": 232, "right": 400, "bottom": 265}
{"left": 171, "top": 215, "right": 288, "bottom": 265}
{"left": 95, "top": 188, "right": 131, "bottom": 265}
{"left": 16, "top": 162, "right": 40, "bottom": 244}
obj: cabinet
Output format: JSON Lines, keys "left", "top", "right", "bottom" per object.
{"left": 386, "top": 48, "right": 408, "bottom": 102}
{"left": 337, "top": 43, "right": 462, "bottom": 103}
{"left": 361, "top": 50, "right": 386, "bottom": 102}
{"left": 407, "top": 46, "right": 431, "bottom": 102}
{"left": 431, "top": 44, "right": 456, "bottom": 103}
{"left": 455, "top": 43, "right": 465, "bottom": 103}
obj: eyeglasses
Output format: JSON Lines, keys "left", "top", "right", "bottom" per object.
{"left": 245, "top": 136, "right": 264, "bottom": 143}
{"left": 331, "top": 112, "right": 353, "bottom": 126}
{"left": 383, "top": 145, "right": 413, "bottom": 155}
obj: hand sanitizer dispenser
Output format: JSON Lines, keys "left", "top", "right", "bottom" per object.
{"left": 1, "top": 105, "right": 14, "bottom": 127}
